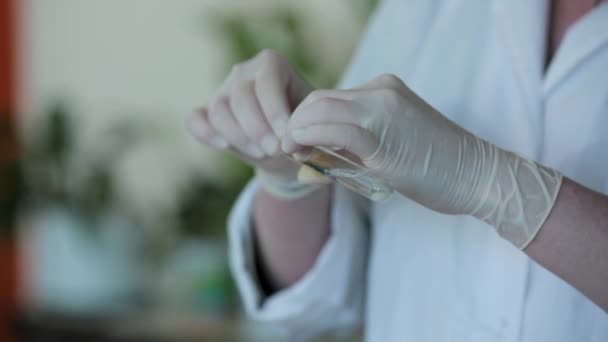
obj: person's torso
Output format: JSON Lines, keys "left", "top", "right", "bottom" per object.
{"left": 337, "top": 0, "right": 608, "bottom": 340}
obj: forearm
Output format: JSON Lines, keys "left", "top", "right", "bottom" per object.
{"left": 252, "top": 184, "right": 332, "bottom": 292}
{"left": 462, "top": 142, "right": 608, "bottom": 310}
{"left": 525, "top": 178, "right": 608, "bottom": 311}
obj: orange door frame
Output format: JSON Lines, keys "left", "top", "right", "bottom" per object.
{"left": 0, "top": 0, "right": 19, "bottom": 340}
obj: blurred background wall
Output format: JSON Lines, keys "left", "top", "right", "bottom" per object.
{"left": 19, "top": 0, "right": 371, "bottom": 220}
{"left": 1, "top": 0, "right": 377, "bottom": 340}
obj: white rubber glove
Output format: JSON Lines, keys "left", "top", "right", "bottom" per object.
{"left": 282, "top": 74, "right": 563, "bottom": 248}
{"left": 186, "top": 50, "right": 320, "bottom": 199}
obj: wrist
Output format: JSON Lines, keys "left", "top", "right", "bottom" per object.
{"left": 467, "top": 143, "right": 563, "bottom": 248}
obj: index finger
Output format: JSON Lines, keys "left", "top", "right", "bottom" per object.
{"left": 254, "top": 61, "right": 291, "bottom": 138}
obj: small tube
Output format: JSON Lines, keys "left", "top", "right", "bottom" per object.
{"left": 296, "top": 147, "right": 393, "bottom": 201}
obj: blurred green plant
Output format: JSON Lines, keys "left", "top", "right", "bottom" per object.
{"left": 356, "top": 0, "right": 380, "bottom": 22}
{"left": 175, "top": 166, "right": 252, "bottom": 237}
{"left": 0, "top": 114, "right": 23, "bottom": 239}
{"left": 193, "top": 264, "right": 235, "bottom": 314}
{"left": 23, "top": 101, "right": 74, "bottom": 204}
{"left": 208, "top": 0, "right": 379, "bottom": 89}
{"left": 22, "top": 101, "right": 141, "bottom": 223}
{"left": 208, "top": 8, "right": 330, "bottom": 88}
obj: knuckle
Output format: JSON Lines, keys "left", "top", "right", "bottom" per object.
{"left": 314, "top": 98, "right": 341, "bottom": 119}
{"left": 237, "top": 112, "right": 266, "bottom": 136}
{"left": 378, "top": 73, "right": 403, "bottom": 88}
{"left": 225, "top": 137, "right": 248, "bottom": 151}
{"left": 230, "top": 62, "right": 246, "bottom": 77}
{"left": 263, "top": 108, "right": 281, "bottom": 123}
{"left": 209, "top": 96, "right": 229, "bottom": 114}
{"left": 211, "top": 118, "right": 244, "bottom": 145}
{"left": 255, "top": 66, "right": 279, "bottom": 91}
{"left": 256, "top": 56, "right": 281, "bottom": 79}
{"left": 255, "top": 51, "right": 283, "bottom": 76}
{"left": 233, "top": 134, "right": 249, "bottom": 147}
{"left": 190, "top": 117, "right": 211, "bottom": 138}
{"left": 316, "top": 97, "right": 335, "bottom": 112}
{"left": 253, "top": 69, "right": 272, "bottom": 92}
{"left": 231, "top": 80, "right": 255, "bottom": 98}
{"left": 250, "top": 127, "right": 268, "bottom": 141}
{"left": 206, "top": 108, "right": 223, "bottom": 126}
{"left": 307, "top": 89, "right": 326, "bottom": 103}
{"left": 377, "top": 87, "right": 402, "bottom": 104}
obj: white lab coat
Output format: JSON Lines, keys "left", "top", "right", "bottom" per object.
{"left": 228, "top": 0, "right": 608, "bottom": 341}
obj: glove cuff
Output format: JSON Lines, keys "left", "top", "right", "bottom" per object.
{"left": 469, "top": 147, "right": 563, "bottom": 249}
{"left": 256, "top": 168, "right": 320, "bottom": 200}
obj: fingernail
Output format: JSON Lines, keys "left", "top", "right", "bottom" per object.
{"left": 272, "top": 117, "right": 288, "bottom": 137}
{"left": 244, "top": 144, "right": 265, "bottom": 159}
{"left": 209, "top": 135, "right": 229, "bottom": 149}
{"left": 281, "top": 136, "right": 298, "bottom": 154}
{"left": 260, "top": 134, "right": 278, "bottom": 155}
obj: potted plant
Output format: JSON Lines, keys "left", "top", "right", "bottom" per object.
{"left": 19, "top": 101, "right": 146, "bottom": 315}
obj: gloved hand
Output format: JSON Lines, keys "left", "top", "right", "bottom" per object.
{"left": 282, "top": 74, "right": 563, "bottom": 248}
{"left": 186, "top": 50, "right": 320, "bottom": 199}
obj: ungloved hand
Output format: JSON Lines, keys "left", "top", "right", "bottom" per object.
{"left": 187, "top": 50, "right": 323, "bottom": 198}
{"left": 282, "top": 74, "right": 562, "bottom": 248}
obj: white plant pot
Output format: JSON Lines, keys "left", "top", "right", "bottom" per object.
{"left": 19, "top": 205, "right": 144, "bottom": 315}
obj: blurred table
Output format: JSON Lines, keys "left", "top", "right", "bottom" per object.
{"left": 15, "top": 310, "right": 244, "bottom": 341}
{"left": 14, "top": 309, "right": 361, "bottom": 341}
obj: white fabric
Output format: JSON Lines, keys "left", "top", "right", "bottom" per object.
{"left": 228, "top": 0, "right": 608, "bottom": 340}
{"left": 229, "top": 180, "right": 368, "bottom": 340}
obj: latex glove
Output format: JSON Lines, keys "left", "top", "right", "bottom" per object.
{"left": 282, "top": 74, "right": 562, "bottom": 248}
{"left": 186, "top": 50, "right": 320, "bottom": 199}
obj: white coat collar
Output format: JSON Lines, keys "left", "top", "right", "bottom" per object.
{"left": 493, "top": 0, "right": 608, "bottom": 97}
{"left": 544, "top": 1, "right": 608, "bottom": 94}
{"left": 492, "top": 0, "right": 548, "bottom": 114}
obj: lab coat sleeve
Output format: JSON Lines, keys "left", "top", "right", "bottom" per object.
{"left": 228, "top": 179, "right": 369, "bottom": 339}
